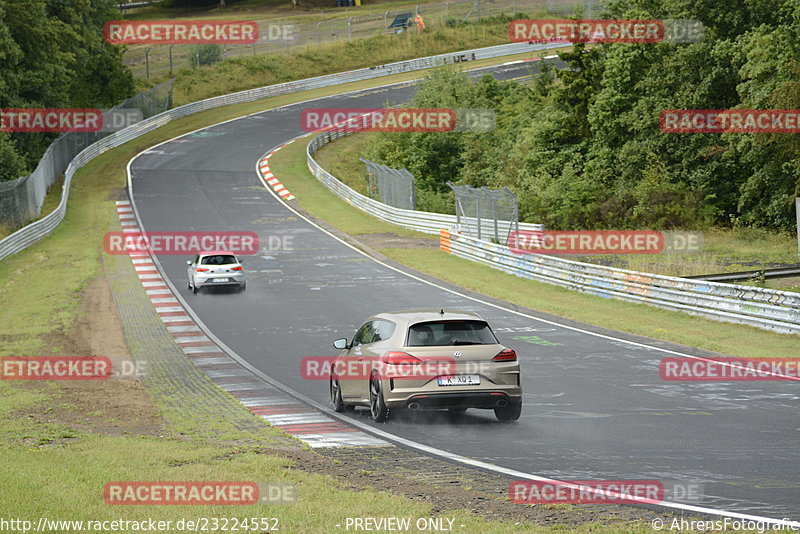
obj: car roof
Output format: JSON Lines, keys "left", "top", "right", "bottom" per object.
{"left": 371, "top": 309, "right": 484, "bottom": 325}
{"left": 198, "top": 250, "right": 238, "bottom": 257}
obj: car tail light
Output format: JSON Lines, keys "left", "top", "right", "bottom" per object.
{"left": 231, "top": 266, "right": 243, "bottom": 271}
{"left": 196, "top": 268, "right": 209, "bottom": 272}
{"left": 382, "top": 351, "right": 422, "bottom": 365}
{"left": 493, "top": 348, "right": 517, "bottom": 362}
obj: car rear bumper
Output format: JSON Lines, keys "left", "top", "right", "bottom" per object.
{"left": 401, "top": 392, "right": 521, "bottom": 410}
{"left": 195, "top": 274, "right": 245, "bottom": 287}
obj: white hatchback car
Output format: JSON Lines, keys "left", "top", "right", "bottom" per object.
{"left": 186, "top": 251, "right": 246, "bottom": 294}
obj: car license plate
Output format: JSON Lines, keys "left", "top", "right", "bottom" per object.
{"left": 438, "top": 375, "right": 480, "bottom": 386}
{"left": 212, "top": 277, "right": 228, "bottom": 283}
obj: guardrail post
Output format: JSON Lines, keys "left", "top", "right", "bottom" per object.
{"left": 168, "top": 44, "right": 174, "bottom": 74}
{"left": 317, "top": 21, "right": 322, "bottom": 44}
{"left": 796, "top": 197, "right": 800, "bottom": 258}
{"left": 383, "top": 11, "right": 388, "bottom": 30}
{"left": 348, "top": 18, "right": 353, "bottom": 40}
{"left": 144, "top": 48, "right": 151, "bottom": 80}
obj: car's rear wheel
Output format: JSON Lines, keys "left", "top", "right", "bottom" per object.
{"left": 369, "top": 375, "right": 389, "bottom": 422}
{"left": 330, "top": 376, "right": 352, "bottom": 412}
{"left": 494, "top": 402, "right": 522, "bottom": 422}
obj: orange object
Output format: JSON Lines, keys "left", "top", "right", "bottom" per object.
{"left": 439, "top": 229, "right": 451, "bottom": 253}
{"left": 414, "top": 14, "right": 426, "bottom": 31}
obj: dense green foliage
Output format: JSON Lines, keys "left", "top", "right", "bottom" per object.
{"left": 367, "top": 0, "right": 800, "bottom": 231}
{"left": 0, "top": 0, "right": 134, "bottom": 181}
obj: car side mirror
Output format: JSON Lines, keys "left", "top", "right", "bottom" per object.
{"left": 186, "top": 260, "right": 192, "bottom": 265}
{"left": 333, "top": 338, "right": 348, "bottom": 350}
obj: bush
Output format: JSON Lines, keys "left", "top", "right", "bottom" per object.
{"left": 192, "top": 44, "right": 223, "bottom": 67}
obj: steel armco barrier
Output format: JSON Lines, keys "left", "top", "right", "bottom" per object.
{"left": 307, "top": 127, "right": 800, "bottom": 336}
{"left": 0, "top": 41, "right": 562, "bottom": 262}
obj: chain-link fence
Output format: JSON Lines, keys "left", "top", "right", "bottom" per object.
{"left": 0, "top": 80, "right": 173, "bottom": 228}
{"left": 360, "top": 157, "right": 416, "bottom": 210}
{"left": 546, "top": 0, "right": 604, "bottom": 15}
{"left": 448, "top": 181, "right": 519, "bottom": 242}
{"left": 122, "top": 0, "right": 573, "bottom": 78}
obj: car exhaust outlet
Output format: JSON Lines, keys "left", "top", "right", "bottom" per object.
{"left": 496, "top": 399, "right": 508, "bottom": 408}
{"left": 408, "top": 402, "right": 420, "bottom": 410}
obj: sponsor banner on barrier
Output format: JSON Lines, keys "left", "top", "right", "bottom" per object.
{"left": 0, "top": 108, "right": 143, "bottom": 133}
{"left": 508, "top": 19, "right": 703, "bottom": 44}
{"left": 103, "top": 20, "right": 259, "bottom": 45}
{"left": 507, "top": 230, "right": 702, "bottom": 255}
{"left": 103, "top": 231, "right": 261, "bottom": 255}
{"left": 1, "top": 357, "right": 112, "bottom": 380}
{"left": 300, "top": 108, "right": 496, "bottom": 133}
{"left": 659, "top": 357, "right": 800, "bottom": 381}
{"left": 508, "top": 480, "right": 664, "bottom": 504}
{"left": 660, "top": 109, "right": 800, "bottom": 133}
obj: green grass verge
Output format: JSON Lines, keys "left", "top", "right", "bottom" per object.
{"left": 0, "top": 57, "right": 661, "bottom": 532}
{"left": 142, "top": 21, "right": 562, "bottom": 105}
{"left": 1, "top": 389, "right": 571, "bottom": 533}
{"left": 269, "top": 135, "right": 800, "bottom": 358}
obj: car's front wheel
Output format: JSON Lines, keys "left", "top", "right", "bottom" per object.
{"left": 369, "top": 375, "right": 389, "bottom": 422}
{"left": 494, "top": 402, "right": 522, "bottom": 422}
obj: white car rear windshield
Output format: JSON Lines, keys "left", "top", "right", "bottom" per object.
{"left": 406, "top": 320, "right": 498, "bottom": 347}
{"left": 201, "top": 255, "right": 237, "bottom": 265}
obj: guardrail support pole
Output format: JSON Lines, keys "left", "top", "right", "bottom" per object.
{"left": 348, "top": 17, "right": 352, "bottom": 40}
{"left": 168, "top": 45, "right": 174, "bottom": 74}
{"left": 145, "top": 48, "right": 151, "bottom": 80}
{"left": 796, "top": 197, "right": 800, "bottom": 258}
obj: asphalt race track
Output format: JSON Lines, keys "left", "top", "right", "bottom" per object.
{"left": 129, "top": 61, "right": 800, "bottom": 521}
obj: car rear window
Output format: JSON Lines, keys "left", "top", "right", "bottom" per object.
{"left": 201, "top": 255, "right": 237, "bottom": 265}
{"left": 405, "top": 320, "right": 498, "bottom": 347}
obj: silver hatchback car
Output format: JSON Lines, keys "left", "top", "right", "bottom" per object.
{"left": 186, "top": 251, "right": 246, "bottom": 294}
{"left": 331, "top": 309, "right": 522, "bottom": 422}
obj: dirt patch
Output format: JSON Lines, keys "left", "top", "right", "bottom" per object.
{"left": 355, "top": 232, "right": 439, "bottom": 250}
{"left": 19, "top": 268, "right": 164, "bottom": 438}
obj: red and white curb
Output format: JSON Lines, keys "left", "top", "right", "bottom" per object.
{"left": 115, "top": 200, "right": 385, "bottom": 448}
{"left": 257, "top": 146, "right": 295, "bottom": 200}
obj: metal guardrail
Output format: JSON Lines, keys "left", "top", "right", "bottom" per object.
{"left": 686, "top": 266, "right": 800, "bottom": 283}
{"left": 0, "top": 41, "right": 558, "bottom": 262}
{"left": 307, "top": 126, "right": 800, "bottom": 335}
